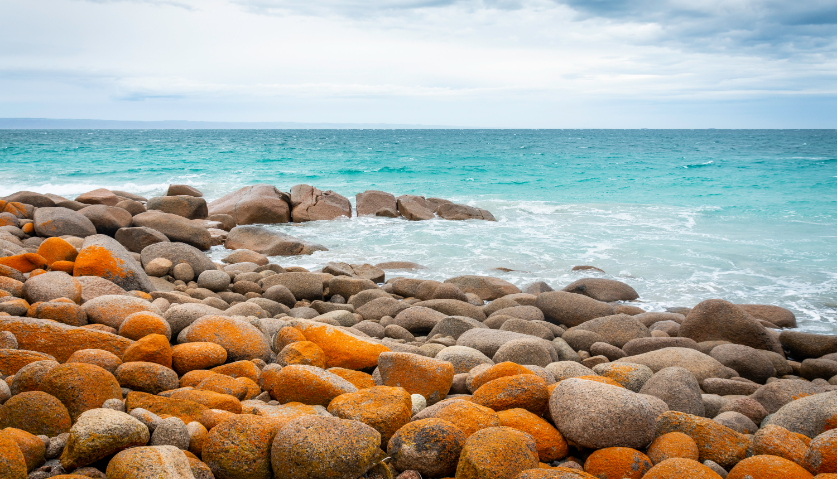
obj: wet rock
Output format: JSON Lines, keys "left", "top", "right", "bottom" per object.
{"left": 562, "top": 278, "right": 639, "bottom": 302}
{"left": 780, "top": 330, "right": 837, "bottom": 360}
{"left": 208, "top": 184, "right": 291, "bottom": 224}
{"left": 396, "top": 195, "right": 435, "bottom": 221}
{"left": 356, "top": 190, "right": 399, "bottom": 217}
{"left": 436, "top": 202, "right": 495, "bottom": 221}
{"left": 290, "top": 184, "right": 351, "bottom": 222}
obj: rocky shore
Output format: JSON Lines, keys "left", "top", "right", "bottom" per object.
{"left": 0, "top": 185, "right": 835, "bottom": 479}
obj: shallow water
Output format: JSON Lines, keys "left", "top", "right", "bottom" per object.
{"left": 1, "top": 129, "right": 835, "bottom": 333}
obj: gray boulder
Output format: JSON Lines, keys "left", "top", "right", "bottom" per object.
{"left": 569, "top": 313, "right": 650, "bottom": 348}
{"left": 140, "top": 242, "right": 217, "bottom": 278}
{"left": 225, "top": 225, "right": 326, "bottom": 256}
{"left": 146, "top": 196, "right": 208, "bottom": 220}
{"left": 639, "top": 366, "right": 704, "bottom": 416}
{"left": 79, "top": 205, "right": 133, "bottom": 236}
{"left": 763, "top": 391, "right": 837, "bottom": 438}
{"left": 33, "top": 207, "right": 97, "bottom": 238}
{"left": 132, "top": 210, "right": 211, "bottom": 250}
{"left": 115, "top": 227, "right": 169, "bottom": 254}
{"left": 261, "top": 272, "right": 323, "bottom": 301}
{"left": 355, "top": 190, "right": 398, "bottom": 218}
{"left": 207, "top": 184, "right": 291, "bottom": 225}
{"left": 709, "top": 344, "right": 776, "bottom": 383}
{"left": 535, "top": 291, "right": 615, "bottom": 327}
{"left": 616, "top": 347, "right": 736, "bottom": 385}
{"left": 679, "top": 299, "right": 783, "bottom": 354}
{"left": 290, "top": 184, "right": 351, "bottom": 222}
{"left": 779, "top": 330, "right": 837, "bottom": 360}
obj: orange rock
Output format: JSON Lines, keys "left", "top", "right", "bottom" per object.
{"left": 118, "top": 311, "right": 171, "bottom": 341}
{"left": 115, "top": 361, "right": 179, "bottom": 395}
{"left": 814, "top": 474, "right": 837, "bottom": 479}
{"left": 265, "top": 365, "right": 357, "bottom": 406}
{"left": 202, "top": 415, "right": 279, "bottom": 479}
{"left": 236, "top": 377, "right": 261, "bottom": 400}
{"left": 0, "top": 215, "right": 18, "bottom": 227}
{"left": 28, "top": 269, "right": 47, "bottom": 278}
{"left": 472, "top": 374, "right": 549, "bottom": 415}
{"left": 469, "top": 362, "right": 535, "bottom": 392}
{"left": 170, "top": 389, "right": 243, "bottom": 414}
{"left": 387, "top": 418, "right": 466, "bottom": 478}
{"left": 171, "top": 343, "right": 227, "bottom": 375}
{"left": 293, "top": 320, "right": 391, "bottom": 370}
{"left": 327, "top": 386, "right": 413, "bottom": 445}
{"left": 641, "top": 458, "right": 723, "bottom": 479}
{"left": 32, "top": 301, "right": 87, "bottom": 326}
{"left": 456, "top": 426, "right": 539, "bottom": 479}
{"left": 0, "top": 277, "right": 24, "bottom": 297}
{"left": 515, "top": 468, "right": 598, "bottom": 478}
{"left": 0, "top": 429, "right": 27, "bottom": 479}
{"left": 66, "top": 349, "right": 123, "bottom": 374}
{"left": 0, "top": 349, "right": 56, "bottom": 375}
{"left": 210, "top": 360, "right": 261, "bottom": 384}
{"left": 128, "top": 291, "right": 153, "bottom": 301}
{"left": 647, "top": 432, "right": 700, "bottom": 464}
{"left": 20, "top": 223, "right": 34, "bottom": 235}
{"left": 273, "top": 326, "right": 306, "bottom": 352}
{"left": 0, "top": 298, "right": 28, "bottom": 316}
{"left": 805, "top": 430, "right": 837, "bottom": 475}
{"left": 0, "top": 391, "right": 71, "bottom": 436}
{"left": 184, "top": 316, "right": 271, "bottom": 362}
{"left": 753, "top": 424, "right": 808, "bottom": 467}
{"left": 197, "top": 374, "right": 248, "bottom": 400}
{"left": 655, "top": 411, "right": 750, "bottom": 469}
{"left": 277, "top": 340, "right": 327, "bottom": 368}
{"left": 4, "top": 202, "right": 28, "bottom": 218}
{"left": 498, "top": 408, "right": 569, "bottom": 462}
{"left": 327, "top": 367, "right": 376, "bottom": 389}
{"left": 39, "top": 363, "right": 122, "bottom": 421}
{"left": 181, "top": 370, "right": 217, "bottom": 389}
{"left": 3, "top": 428, "right": 45, "bottom": 472}
{"left": 0, "top": 253, "right": 48, "bottom": 273}
{"left": 378, "top": 352, "right": 454, "bottom": 405}
{"left": 186, "top": 421, "right": 208, "bottom": 457}
{"left": 125, "top": 391, "right": 208, "bottom": 424}
{"left": 798, "top": 433, "right": 813, "bottom": 447}
{"left": 122, "top": 333, "right": 172, "bottom": 368}
{"left": 36, "top": 238, "right": 78, "bottom": 266}
{"left": 727, "top": 455, "right": 814, "bottom": 479}
{"left": 80, "top": 295, "right": 160, "bottom": 330}
{"left": 575, "top": 375, "right": 625, "bottom": 388}
{"left": 49, "top": 261, "right": 75, "bottom": 274}
{"left": 72, "top": 245, "right": 144, "bottom": 292}
{"left": 198, "top": 409, "right": 238, "bottom": 431}
{"left": 0, "top": 316, "right": 133, "bottom": 362}
{"left": 105, "top": 445, "right": 195, "bottom": 478}
{"left": 426, "top": 399, "right": 501, "bottom": 438}
{"left": 583, "top": 447, "right": 653, "bottom": 479}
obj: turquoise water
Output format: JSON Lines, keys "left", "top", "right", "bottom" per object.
{"left": 1, "top": 129, "right": 835, "bottom": 333}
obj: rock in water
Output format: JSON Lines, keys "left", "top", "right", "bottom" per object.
{"left": 356, "top": 190, "right": 399, "bottom": 217}
{"left": 396, "top": 195, "right": 435, "bottom": 220}
{"left": 290, "top": 184, "right": 352, "bottom": 221}
{"left": 208, "top": 184, "right": 291, "bottom": 224}
{"left": 225, "top": 225, "right": 327, "bottom": 256}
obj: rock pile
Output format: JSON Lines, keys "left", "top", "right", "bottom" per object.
{"left": 0, "top": 186, "right": 834, "bottom": 478}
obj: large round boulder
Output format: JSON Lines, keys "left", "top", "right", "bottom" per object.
{"left": 23, "top": 272, "right": 82, "bottom": 304}
{"left": 679, "top": 299, "right": 783, "bottom": 354}
{"left": 208, "top": 184, "right": 291, "bottom": 225}
{"left": 140, "top": 242, "right": 217, "bottom": 278}
{"left": 73, "top": 234, "right": 154, "bottom": 292}
{"left": 147, "top": 196, "right": 208, "bottom": 220}
{"left": 535, "top": 291, "right": 615, "bottom": 327}
{"left": 562, "top": 278, "right": 639, "bottom": 302}
{"left": 33, "top": 207, "right": 96, "bottom": 238}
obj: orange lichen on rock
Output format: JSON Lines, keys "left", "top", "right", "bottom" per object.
{"left": 0, "top": 391, "right": 71, "bottom": 436}
{"left": 49, "top": 261, "right": 75, "bottom": 274}
{"left": 202, "top": 415, "right": 281, "bottom": 479}
{"left": 3, "top": 427, "right": 45, "bottom": 472}
{"left": 655, "top": 411, "right": 750, "bottom": 469}
{"left": 455, "top": 426, "right": 539, "bottom": 479}
{"left": 0, "top": 429, "right": 27, "bottom": 479}
{"left": 0, "top": 349, "right": 56, "bottom": 376}
{"left": 277, "top": 340, "right": 327, "bottom": 368}
{"left": 293, "top": 320, "right": 391, "bottom": 370}
{"left": 805, "top": 430, "right": 837, "bottom": 475}
{"left": 32, "top": 301, "right": 87, "bottom": 326}
{"left": 197, "top": 373, "right": 248, "bottom": 400}
{"left": 327, "top": 386, "right": 413, "bottom": 445}
{"left": 0, "top": 316, "right": 133, "bottom": 362}
{"left": 125, "top": 391, "right": 209, "bottom": 424}
{"left": 387, "top": 418, "right": 466, "bottom": 478}
{"left": 0, "top": 253, "right": 48, "bottom": 273}
{"left": 378, "top": 352, "right": 454, "bottom": 405}
{"left": 115, "top": 361, "right": 178, "bottom": 395}
{"left": 72, "top": 245, "right": 132, "bottom": 285}
{"left": 427, "top": 399, "right": 501, "bottom": 438}
{"left": 469, "top": 362, "right": 535, "bottom": 392}
{"left": 515, "top": 468, "right": 599, "bottom": 478}
{"left": 172, "top": 343, "right": 227, "bottom": 375}
{"left": 127, "top": 290, "right": 153, "bottom": 301}
{"left": 327, "top": 367, "right": 376, "bottom": 389}
{"left": 211, "top": 360, "right": 262, "bottom": 384}
{"left": 647, "top": 432, "right": 700, "bottom": 465}
{"left": 198, "top": 409, "right": 238, "bottom": 431}
{"left": 273, "top": 326, "right": 306, "bottom": 352}
{"left": 575, "top": 375, "right": 625, "bottom": 388}
{"left": 472, "top": 374, "right": 549, "bottom": 415}
{"left": 66, "top": 349, "right": 123, "bottom": 374}
{"left": 583, "top": 447, "right": 653, "bottom": 479}
{"left": 641, "top": 458, "right": 723, "bottom": 479}
{"left": 264, "top": 364, "right": 357, "bottom": 406}
{"left": 170, "top": 389, "right": 243, "bottom": 414}
{"left": 121, "top": 333, "right": 172, "bottom": 368}
{"left": 39, "top": 362, "right": 122, "bottom": 421}
{"left": 0, "top": 277, "right": 24, "bottom": 297}
{"left": 36, "top": 238, "right": 78, "bottom": 266}
{"left": 727, "top": 455, "right": 814, "bottom": 479}
{"left": 28, "top": 269, "right": 47, "bottom": 278}
{"left": 118, "top": 311, "right": 171, "bottom": 341}
{"left": 20, "top": 223, "right": 34, "bottom": 235}
{"left": 186, "top": 421, "right": 208, "bottom": 457}
{"left": 498, "top": 408, "right": 568, "bottom": 462}
{"left": 4, "top": 202, "right": 27, "bottom": 218}
{"left": 181, "top": 370, "right": 217, "bottom": 388}
{"left": 236, "top": 377, "right": 261, "bottom": 400}
{"left": 753, "top": 424, "right": 809, "bottom": 466}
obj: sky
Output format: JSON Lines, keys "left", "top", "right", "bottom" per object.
{"left": 0, "top": 0, "right": 835, "bottom": 128}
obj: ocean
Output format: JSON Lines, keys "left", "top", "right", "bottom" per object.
{"left": 1, "top": 129, "right": 835, "bottom": 333}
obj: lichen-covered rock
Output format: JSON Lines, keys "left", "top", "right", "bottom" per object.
{"left": 647, "top": 432, "right": 699, "bottom": 465}
{"left": 265, "top": 365, "right": 357, "bottom": 406}
{"left": 277, "top": 340, "right": 327, "bottom": 368}
{"left": 435, "top": 345, "right": 494, "bottom": 374}
{"left": 0, "top": 253, "right": 48, "bottom": 274}
{"left": 123, "top": 333, "right": 172, "bottom": 367}
{"left": 655, "top": 411, "right": 750, "bottom": 469}
{"left": 472, "top": 374, "right": 549, "bottom": 415}
{"left": 327, "top": 367, "right": 376, "bottom": 390}
{"left": 39, "top": 363, "right": 122, "bottom": 421}
{"left": 752, "top": 424, "right": 808, "bottom": 466}
{"left": 118, "top": 311, "right": 172, "bottom": 341}
{"left": 202, "top": 415, "right": 279, "bottom": 479}
{"left": 387, "top": 418, "right": 465, "bottom": 477}
{"left": 0, "top": 316, "right": 132, "bottom": 362}
{"left": 641, "top": 458, "right": 723, "bottom": 479}
{"left": 116, "top": 361, "right": 179, "bottom": 395}
{"left": 327, "top": 386, "right": 412, "bottom": 445}
{"left": 583, "top": 447, "right": 653, "bottom": 479}
{"left": 0, "top": 429, "right": 27, "bottom": 479}
{"left": 169, "top": 389, "right": 242, "bottom": 414}
{"left": 270, "top": 415, "right": 382, "bottom": 479}
{"left": 171, "top": 342, "right": 227, "bottom": 375}
{"left": 292, "top": 320, "right": 390, "bottom": 370}
{"left": 3, "top": 427, "right": 45, "bottom": 473}
{"left": 415, "top": 399, "right": 500, "bottom": 438}
{"left": 0, "top": 391, "right": 71, "bottom": 436}
{"left": 497, "top": 408, "right": 568, "bottom": 462}
{"left": 455, "top": 426, "right": 539, "bottom": 479}
{"left": 126, "top": 391, "right": 208, "bottom": 425}
{"left": 66, "top": 349, "right": 122, "bottom": 374}
{"left": 378, "top": 352, "right": 454, "bottom": 405}
{"left": 73, "top": 235, "right": 154, "bottom": 292}
{"left": 60, "top": 408, "right": 149, "bottom": 469}
{"left": 0, "top": 349, "right": 55, "bottom": 376}
{"left": 105, "top": 445, "right": 195, "bottom": 479}
{"left": 804, "top": 429, "right": 836, "bottom": 475}
{"left": 592, "top": 362, "right": 653, "bottom": 393}
{"left": 196, "top": 373, "right": 248, "bottom": 399}
{"left": 183, "top": 315, "right": 271, "bottom": 362}
{"left": 535, "top": 291, "right": 616, "bottom": 327}
{"left": 726, "top": 455, "right": 814, "bottom": 479}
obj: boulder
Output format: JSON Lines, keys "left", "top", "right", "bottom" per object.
{"left": 208, "top": 184, "right": 291, "bottom": 224}
{"left": 0, "top": 429, "right": 27, "bottom": 479}
{"left": 114, "top": 227, "right": 169, "bottom": 254}
{"left": 457, "top": 328, "right": 554, "bottom": 359}
{"left": 82, "top": 294, "right": 161, "bottom": 329}
{"left": 105, "top": 445, "right": 194, "bottom": 479}
{"left": 549, "top": 378, "right": 657, "bottom": 449}
{"left": 146, "top": 196, "right": 208, "bottom": 220}
{"left": 622, "top": 337, "right": 701, "bottom": 356}
{"left": 33, "top": 207, "right": 97, "bottom": 238}
{"left": 535, "top": 291, "right": 616, "bottom": 327}
{"left": 568, "top": 314, "right": 650, "bottom": 348}
{"left": 387, "top": 418, "right": 465, "bottom": 477}
{"left": 225, "top": 225, "right": 326, "bottom": 256}
{"left": 655, "top": 411, "right": 751, "bottom": 469}
{"left": 455, "top": 427, "right": 538, "bottom": 478}
{"left": 23, "top": 271, "right": 82, "bottom": 304}
{"left": 261, "top": 272, "right": 323, "bottom": 301}
{"left": 394, "top": 306, "right": 447, "bottom": 333}
{"left": 0, "top": 316, "right": 132, "bottom": 362}
{"left": 140, "top": 242, "right": 217, "bottom": 278}
{"left": 428, "top": 315, "right": 488, "bottom": 340}
{"left": 76, "top": 275, "right": 128, "bottom": 302}
{"left": 709, "top": 344, "right": 776, "bottom": 383}
{"left": 779, "top": 330, "right": 837, "bottom": 360}
{"left": 639, "top": 367, "right": 705, "bottom": 416}
{"left": 562, "top": 278, "right": 639, "bottom": 302}
{"left": 60, "top": 408, "right": 150, "bottom": 469}
{"left": 78, "top": 205, "right": 133, "bottom": 236}
{"left": 356, "top": 190, "right": 399, "bottom": 217}
{"left": 472, "top": 374, "right": 549, "bottom": 415}
{"left": 115, "top": 199, "right": 147, "bottom": 216}
{"left": 713, "top": 411, "right": 758, "bottom": 435}
{"left": 616, "top": 347, "right": 736, "bottom": 385}
{"left": 356, "top": 297, "right": 410, "bottom": 321}
{"left": 737, "top": 304, "right": 796, "bottom": 328}
{"left": 435, "top": 345, "right": 494, "bottom": 374}
{"left": 39, "top": 363, "right": 122, "bottom": 421}
{"left": 3, "top": 191, "right": 56, "bottom": 208}
{"left": 329, "top": 276, "right": 377, "bottom": 299}
{"left": 378, "top": 352, "right": 454, "bottom": 404}
{"left": 492, "top": 337, "right": 554, "bottom": 367}
{"left": 396, "top": 195, "right": 435, "bottom": 220}
{"left": 76, "top": 188, "right": 120, "bottom": 206}
{"left": 444, "top": 275, "right": 520, "bottom": 301}
{"left": 436, "top": 203, "right": 496, "bottom": 221}
{"left": 763, "top": 391, "right": 837, "bottom": 438}
{"left": 132, "top": 210, "right": 211, "bottom": 250}
{"left": 289, "top": 184, "right": 351, "bottom": 222}
{"left": 202, "top": 415, "right": 277, "bottom": 479}
{"left": 167, "top": 184, "right": 203, "bottom": 197}
{"left": 327, "top": 386, "right": 412, "bottom": 445}
{"left": 183, "top": 316, "right": 272, "bottom": 362}
{"left": 679, "top": 299, "right": 783, "bottom": 354}
{"left": 593, "top": 362, "right": 654, "bottom": 392}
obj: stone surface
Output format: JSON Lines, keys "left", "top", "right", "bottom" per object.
{"left": 202, "top": 414, "right": 278, "bottom": 479}
{"left": 569, "top": 314, "right": 651, "bottom": 348}
{"left": 378, "top": 352, "right": 454, "bottom": 404}
{"left": 23, "top": 272, "right": 82, "bottom": 304}
{"left": 444, "top": 275, "right": 520, "bottom": 301}
{"left": 535, "top": 291, "right": 616, "bottom": 327}
{"left": 763, "top": 391, "right": 837, "bottom": 439}
{"left": 679, "top": 299, "right": 783, "bottom": 354}
{"left": 78, "top": 205, "right": 133, "bottom": 236}
{"left": 82, "top": 294, "right": 161, "bottom": 329}
{"left": 140, "top": 242, "right": 217, "bottom": 278}
{"left": 0, "top": 391, "right": 71, "bottom": 436}
{"left": 105, "top": 445, "right": 194, "bottom": 479}
{"left": 183, "top": 315, "right": 272, "bottom": 362}
{"left": 387, "top": 418, "right": 465, "bottom": 477}
{"left": 60, "top": 408, "right": 149, "bottom": 469}
{"left": 225, "top": 225, "right": 327, "bottom": 256}
{"left": 208, "top": 184, "right": 291, "bottom": 225}
{"left": 616, "top": 347, "right": 736, "bottom": 385}
{"left": 709, "top": 343, "right": 776, "bottom": 383}
{"left": 356, "top": 190, "right": 399, "bottom": 217}
{"left": 639, "top": 367, "right": 705, "bottom": 416}
{"left": 33, "top": 207, "right": 97, "bottom": 238}
{"left": 147, "top": 196, "right": 208, "bottom": 220}
{"left": 655, "top": 411, "right": 751, "bottom": 469}
{"left": 327, "top": 386, "right": 412, "bottom": 445}
{"left": 780, "top": 330, "right": 837, "bottom": 360}
{"left": 73, "top": 235, "right": 154, "bottom": 292}
{"left": 562, "top": 278, "right": 639, "bottom": 302}
{"left": 39, "top": 363, "right": 122, "bottom": 421}
{"left": 290, "top": 184, "right": 352, "bottom": 222}
{"left": 0, "top": 316, "right": 132, "bottom": 363}
{"left": 396, "top": 195, "right": 436, "bottom": 221}
{"left": 114, "top": 227, "right": 169, "bottom": 254}
{"left": 292, "top": 319, "right": 391, "bottom": 370}
{"left": 455, "top": 426, "right": 538, "bottom": 479}
{"left": 436, "top": 202, "right": 495, "bottom": 221}
{"left": 132, "top": 210, "right": 211, "bottom": 250}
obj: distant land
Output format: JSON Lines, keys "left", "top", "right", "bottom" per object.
{"left": 0, "top": 118, "right": 463, "bottom": 129}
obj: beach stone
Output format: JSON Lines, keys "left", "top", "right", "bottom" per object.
{"left": 378, "top": 352, "right": 454, "bottom": 404}
{"left": 0, "top": 349, "right": 55, "bottom": 376}
{"left": 655, "top": 411, "right": 750, "bottom": 469}
{"left": 468, "top": 362, "right": 534, "bottom": 392}
{"left": 0, "top": 252, "right": 47, "bottom": 273}
{"left": 414, "top": 299, "right": 486, "bottom": 321}
{"left": 262, "top": 285, "right": 297, "bottom": 308}
{"left": 543, "top": 361, "right": 593, "bottom": 382}
{"left": 709, "top": 343, "right": 776, "bottom": 383}
{"left": 168, "top": 389, "right": 242, "bottom": 414}
{"left": 116, "top": 361, "right": 178, "bottom": 394}
{"left": 59, "top": 408, "right": 149, "bottom": 470}
{"left": 622, "top": 337, "right": 700, "bottom": 356}
{"left": 387, "top": 418, "right": 465, "bottom": 477}
{"left": 417, "top": 399, "right": 500, "bottom": 438}
{"left": 105, "top": 445, "right": 194, "bottom": 479}
{"left": 272, "top": 416, "right": 383, "bottom": 479}
{"left": 78, "top": 205, "right": 133, "bottom": 236}
{"left": 35, "top": 237, "right": 79, "bottom": 267}
{"left": 804, "top": 429, "right": 836, "bottom": 475}
{"left": 291, "top": 319, "right": 391, "bottom": 369}
{"left": 147, "top": 196, "right": 208, "bottom": 220}
{"left": 260, "top": 272, "right": 323, "bottom": 301}
{"left": 490, "top": 305, "right": 545, "bottom": 322}
{"left": 493, "top": 337, "right": 554, "bottom": 367}
{"left": 497, "top": 408, "right": 568, "bottom": 463}
{"left": 171, "top": 263, "right": 194, "bottom": 282}
{"left": 277, "top": 340, "right": 327, "bottom": 368}
{"left": 384, "top": 324, "right": 414, "bottom": 341}
{"left": 125, "top": 391, "right": 208, "bottom": 425}
{"left": 0, "top": 316, "right": 132, "bottom": 363}
{"left": 196, "top": 373, "right": 248, "bottom": 399}
{"left": 455, "top": 426, "right": 538, "bottom": 479}
{"left": 592, "top": 362, "right": 653, "bottom": 392}
{"left": 436, "top": 202, "right": 495, "bottom": 221}
{"left": 713, "top": 411, "right": 758, "bottom": 434}
{"left": 81, "top": 294, "right": 160, "bottom": 329}
{"left": 569, "top": 314, "right": 650, "bottom": 348}
{"left": 73, "top": 235, "right": 154, "bottom": 292}
{"left": 183, "top": 315, "right": 271, "bottom": 362}
{"left": 329, "top": 276, "right": 377, "bottom": 300}
{"left": 562, "top": 278, "right": 639, "bottom": 302}
{"left": 702, "top": 377, "right": 758, "bottom": 396}
{"left": 444, "top": 275, "right": 520, "bottom": 301}
{"left": 149, "top": 417, "right": 189, "bottom": 449}
{"left": 500, "top": 318, "right": 553, "bottom": 340}
{"left": 327, "top": 386, "right": 412, "bottom": 445}
{"left": 435, "top": 345, "right": 494, "bottom": 373}
{"left": 133, "top": 210, "right": 211, "bottom": 250}
{"left": 67, "top": 349, "right": 122, "bottom": 375}
{"left": 752, "top": 424, "right": 808, "bottom": 465}
{"left": 396, "top": 195, "right": 435, "bottom": 220}
{"left": 9, "top": 360, "right": 59, "bottom": 395}
{"left": 583, "top": 447, "right": 653, "bottom": 479}
{"left": 780, "top": 330, "right": 838, "bottom": 361}
{"left": 647, "top": 432, "right": 699, "bottom": 464}
{"left": 727, "top": 455, "right": 814, "bottom": 479}
{"left": 264, "top": 364, "right": 357, "bottom": 405}
{"left": 523, "top": 281, "right": 553, "bottom": 295}
{"left": 33, "top": 207, "right": 97, "bottom": 238}
{"left": 737, "top": 304, "right": 796, "bottom": 328}
{"left": 208, "top": 184, "right": 291, "bottom": 225}
{"left": 549, "top": 378, "right": 657, "bottom": 449}
{"left": 0, "top": 390, "right": 71, "bottom": 437}
{"left": 642, "top": 458, "right": 724, "bottom": 479}
{"left": 680, "top": 299, "right": 783, "bottom": 354}
{"left": 535, "top": 291, "right": 616, "bottom": 327}
{"left": 163, "top": 303, "right": 223, "bottom": 335}
{"left": 222, "top": 249, "right": 269, "bottom": 266}
{"left": 718, "top": 397, "right": 767, "bottom": 424}
{"left": 0, "top": 265, "right": 25, "bottom": 283}
{"left": 38, "top": 362, "right": 122, "bottom": 421}
{"left": 76, "top": 275, "right": 127, "bottom": 302}
{"left": 116, "top": 198, "right": 147, "bottom": 216}
{"left": 639, "top": 367, "right": 705, "bottom": 416}
{"left": 202, "top": 415, "right": 277, "bottom": 479}
{"left": 4, "top": 191, "right": 55, "bottom": 208}
{"left": 3, "top": 427, "right": 45, "bottom": 472}
{"left": 140, "top": 241, "right": 217, "bottom": 278}
{"left": 226, "top": 225, "right": 326, "bottom": 255}
{"left": 75, "top": 188, "right": 120, "bottom": 206}
{"left": 763, "top": 391, "right": 837, "bottom": 438}
{"left": 21, "top": 272, "right": 81, "bottom": 305}
{"left": 750, "top": 378, "right": 822, "bottom": 413}
{"left": 457, "top": 329, "right": 554, "bottom": 359}
{"left": 0, "top": 297, "right": 28, "bottom": 316}
{"left": 800, "top": 358, "right": 837, "bottom": 380}
{"left": 590, "top": 341, "right": 626, "bottom": 361}
{"left": 0, "top": 429, "right": 27, "bottom": 479}
{"left": 356, "top": 190, "right": 398, "bottom": 217}
{"left": 289, "top": 184, "right": 351, "bottom": 222}
{"left": 0, "top": 276, "right": 23, "bottom": 297}
{"left": 166, "top": 185, "right": 203, "bottom": 197}
{"left": 354, "top": 297, "right": 407, "bottom": 322}
{"left": 118, "top": 311, "right": 171, "bottom": 341}
{"left": 472, "top": 373, "right": 549, "bottom": 415}
{"left": 616, "top": 347, "right": 736, "bottom": 385}
{"left": 0, "top": 213, "right": 19, "bottom": 229}
{"left": 394, "top": 306, "right": 446, "bottom": 333}
{"left": 428, "top": 315, "right": 487, "bottom": 340}
{"left": 30, "top": 300, "right": 87, "bottom": 327}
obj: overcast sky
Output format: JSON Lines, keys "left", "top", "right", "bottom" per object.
{"left": 1, "top": 0, "right": 834, "bottom": 127}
